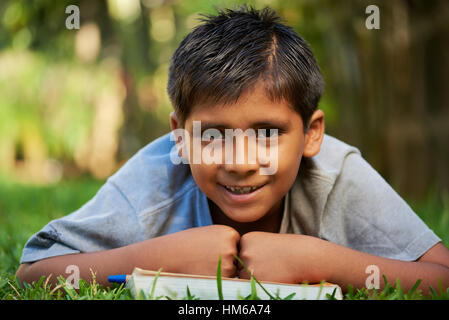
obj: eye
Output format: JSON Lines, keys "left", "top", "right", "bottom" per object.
{"left": 202, "top": 128, "right": 224, "bottom": 141}
{"left": 257, "top": 128, "right": 280, "bottom": 139}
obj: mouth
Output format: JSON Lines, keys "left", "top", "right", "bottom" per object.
{"left": 222, "top": 184, "right": 264, "bottom": 195}
{"left": 218, "top": 183, "right": 267, "bottom": 204}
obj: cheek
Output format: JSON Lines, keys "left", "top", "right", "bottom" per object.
{"left": 189, "top": 163, "right": 218, "bottom": 191}
{"left": 274, "top": 139, "right": 303, "bottom": 181}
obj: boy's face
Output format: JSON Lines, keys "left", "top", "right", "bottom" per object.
{"left": 171, "top": 83, "right": 324, "bottom": 228}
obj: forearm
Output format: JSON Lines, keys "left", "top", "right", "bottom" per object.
{"left": 16, "top": 236, "right": 174, "bottom": 287}
{"left": 16, "top": 225, "right": 240, "bottom": 288}
{"left": 309, "top": 238, "right": 449, "bottom": 295}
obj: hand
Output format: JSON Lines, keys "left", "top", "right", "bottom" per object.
{"left": 238, "top": 232, "right": 327, "bottom": 284}
{"left": 155, "top": 225, "right": 240, "bottom": 278}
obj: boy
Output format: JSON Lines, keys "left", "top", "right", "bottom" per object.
{"left": 17, "top": 6, "right": 449, "bottom": 294}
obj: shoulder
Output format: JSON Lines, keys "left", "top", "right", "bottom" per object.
{"left": 298, "top": 133, "right": 393, "bottom": 211}
{"left": 288, "top": 134, "right": 362, "bottom": 234}
{"left": 300, "top": 134, "right": 361, "bottom": 185}
{"left": 106, "top": 132, "right": 198, "bottom": 215}
{"left": 306, "top": 135, "right": 440, "bottom": 260}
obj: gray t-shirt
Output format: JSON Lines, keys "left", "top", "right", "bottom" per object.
{"left": 20, "top": 133, "right": 441, "bottom": 264}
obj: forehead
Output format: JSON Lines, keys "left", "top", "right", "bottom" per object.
{"left": 185, "top": 85, "right": 303, "bottom": 129}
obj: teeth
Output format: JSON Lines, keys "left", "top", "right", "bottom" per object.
{"left": 224, "top": 185, "right": 260, "bottom": 194}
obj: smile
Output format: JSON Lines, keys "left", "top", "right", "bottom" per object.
{"left": 222, "top": 184, "right": 265, "bottom": 195}
{"left": 219, "top": 183, "right": 266, "bottom": 204}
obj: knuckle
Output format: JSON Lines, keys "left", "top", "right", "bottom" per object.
{"left": 240, "top": 232, "right": 250, "bottom": 241}
{"left": 216, "top": 225, "right": 238, "bottom": 236}
{"left": 239, "top": 231, "right": 254, "bottom": 245}
{"left": 221, "top": 263, "right": 236, "bottom": 277}
{"left": 227, "top": 250, "right": 237, "bottom": 262}
{"left": 227, "top": 226, "right": 241, "bottom": 241}
{"left": 238, "top": 269, "right": 250, "bottom": 279}
{"left": 238, "top": 250, "right": 247, "bottom": 261}
{"left": 241, "top": 231, "right": 258, "bottom": 241}
{"left": 238, "top": 247, "right": 252, "bottom": 262}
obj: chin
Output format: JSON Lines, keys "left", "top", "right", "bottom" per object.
{"left": 221, "top": 206, "right": 267, "bottom": 223}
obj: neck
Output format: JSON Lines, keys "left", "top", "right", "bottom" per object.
{"left": 208, "top": 198, "right": 284, "bottom": 236}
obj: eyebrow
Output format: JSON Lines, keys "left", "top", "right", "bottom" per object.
{"left": 199, "top": 120, "right": 290, "bottom": 131}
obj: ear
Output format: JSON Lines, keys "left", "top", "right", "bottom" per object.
{"left": 303, "top": 109, "right": 325, "bottom": 158}
{"left": 170, "top": 111, "right": 181, "bottom": 131}
{"left": 169, "top": 111, "right": 189, "bottom": 160}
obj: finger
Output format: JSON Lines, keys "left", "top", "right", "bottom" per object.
{"left": 221, "top": 261, "right": 238, "bottom": 278}
{"left": 233, "top": 257, "right": 243, "bottom": 271}
{"left": 234, "top": 254, "right": 247, "bottom": 270}
{"left": 238, "top": 268, "right": 250, "bottom": 279}
{"left": 237, "top": 261, "right": 254, "bottom": 280}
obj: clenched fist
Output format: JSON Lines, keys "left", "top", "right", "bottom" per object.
{"left": 156, "top": 225, "right": 240, "bottom": 278}
{"left": 238, "top": 231, "right": 327, "bottom": 284}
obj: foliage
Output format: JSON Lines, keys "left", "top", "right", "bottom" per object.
{"left": 0, "top": 272, "right": 133, "bottom": 300}
{"left": 2, "top": 251, "right": 448, "bottom": 300}
{"left": 0, "top": 50, "right": 122, "bottom": 161}
{"left": 1, "top": 0, "right": 449, "bottom": 195}
{"left": 343, "top": 276, "right": 449, "bottom": 300}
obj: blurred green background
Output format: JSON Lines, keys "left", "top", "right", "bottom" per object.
{"left": 0, "top": 0, "right": 449, "bottom": 276}
{"left": 1, "top": 0, "right": 448, "bottom": 194}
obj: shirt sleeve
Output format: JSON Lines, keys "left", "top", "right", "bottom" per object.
{"left": 319, "top": 152, "right": 441, "bottom": 261}
{"left": 20, "top": 180, "right": 145, "bottom": 264}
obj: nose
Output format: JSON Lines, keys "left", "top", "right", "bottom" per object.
{"left": 223, "top": 160, "right": 260, "bottom": 177}
{"left": 222, "top": 134, "right": 260, "bottom": 176}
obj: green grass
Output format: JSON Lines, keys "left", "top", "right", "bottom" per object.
{"left": 0, "top": 175, "right": 448, "bottom": 300}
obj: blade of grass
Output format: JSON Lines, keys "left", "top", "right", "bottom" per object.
{"left": 437, "top": 278, "right": 444, "bottom": 297}
{"left": 148, "top": 268, "right": 162, "bottom": 300}
{"left": 137, "top": 289, "right": 147, "bottom": 300}
{"left": 429, "top": 286, "right": 439, "bottom": 299}
{"left": 234, "top": 254, "right": 275, "bottom": 300}
{"left": 185, "top": 286, "right": 192, "bottom": 299}
{"left": 8, "top": 280, "right": 21, "bottom": 298}
{"left": 406, "top": 279, "right": 422, "bottom": 299}
{"left": 283, "top": 292, "right": 296, "bottom": 300}
{"left": 315, "top": 280, "right": 325, "bottom": 300}
{"left": 216, "top": 255, "right": 224, "bottom": 300}
{"left": 249, "top": 276, "right": 260, "bottom": 300}
{"left": 326, "top": 288, "right": 338, "bottom": 300}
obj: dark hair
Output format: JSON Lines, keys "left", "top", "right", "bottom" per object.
{"left": 167, "top": 5, "right": 324, "bottom": 132}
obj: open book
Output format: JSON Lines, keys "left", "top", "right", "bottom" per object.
{"left": 126, "top": 267, "right": 343, "bottom": 300}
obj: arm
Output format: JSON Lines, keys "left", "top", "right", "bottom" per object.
{"left": 16, "top": 225, "right": 240, "bottom": 288}
{"left": 238, "top": 232, "right": 449, "bottom": 295}
{"left": 17, "top": 235, "right": 169, "bottom": 288}
{"left": 314, "top": 238, "right": 449, "bottom": 294}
